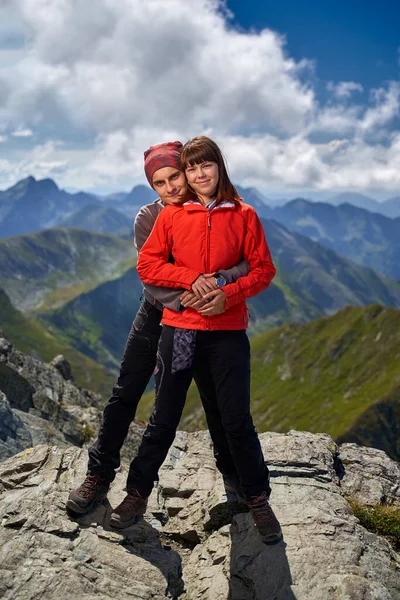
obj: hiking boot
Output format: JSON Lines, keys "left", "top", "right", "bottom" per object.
{"left": 66, "top": 474, "right": 111, "bottom": 514}
{"left": 247, "top": 491, "right": 282, "bottom": 543}
{"left": 109, "top": 488, "right": 148, "bottom": 529}
{"left": 223, "top": 474, "right": 246, "bottom": 504}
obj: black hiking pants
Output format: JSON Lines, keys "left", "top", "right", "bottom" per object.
{"left": 88, "top": 300, "right": 237, "bottom": 481}
{"left": 127, "top": 325, "right": 270, "bottom": 500}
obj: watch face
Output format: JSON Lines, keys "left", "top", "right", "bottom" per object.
{"left": 216, "top": 275, "right": 226, "bottom": 287}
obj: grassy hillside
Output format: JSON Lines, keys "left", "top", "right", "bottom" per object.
{"left": 0, "top": 228, "right": 136, "bottom": 312}
{"left": 39, "top": 220, "right": 400, "bottom": 370}
{"left": 39, "top": 267, "right": 144, "bottom": 369}
{"left": 137, "top": 305, "right": 400, "bottom": 459}
{"left": 0, "top": 289, "right": 115, "bottom": 399}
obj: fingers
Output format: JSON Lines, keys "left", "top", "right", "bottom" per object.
{"left": 180, "top": 290, "right": 192, "bottom": 302}
{"left": 184, "top": 295, "right": 207, "bottom": 309}
{"left": 198, "top": 304, "right": 224, "bottom": 316}
{"left": 180, "top": 291, "right": 197, "bottom": 307}
{"left": 202, "top": 289, "right": 222, "bottom": 301}
{"left": 192, "top": 281, "right": 208, "bottom": 298}
{"left": 192, "top": 275, "right": 216, "bottom": 298}
{"left": 203, "top": 277, "right": 217, "bottom": 292}
{"left": 191, "top": 298, "right": 208, "bottom": 310}
{"left": 197, "top": 288, "right": 226, "bottom": 315}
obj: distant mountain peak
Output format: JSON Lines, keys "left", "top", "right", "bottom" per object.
{"left": 7, "top": 175, "right": 59, "bottom": 196}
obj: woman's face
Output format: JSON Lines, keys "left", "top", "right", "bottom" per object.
{"left": 185, "top": 161, "right": 219, "bottom": 201}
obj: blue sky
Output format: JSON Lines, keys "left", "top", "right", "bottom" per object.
{"left": 227, "top": 0, "right": 399, "bottom": 91}
{"left": 0, "top": 0, "right": 399, "bottom": 197}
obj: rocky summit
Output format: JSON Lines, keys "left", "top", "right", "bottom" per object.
{"left": 0, "top": 332, "right": 143, "bottom": 463}
{"left": 1, "top": 335, "right": 400, "bottom": 598}
{"left": 1, "top": 430, "right": 400, "bottom": 600}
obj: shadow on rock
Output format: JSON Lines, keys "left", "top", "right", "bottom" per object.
{"left": 207, "top": 497, "right": 249, "bottom": 531}
{"left": 229, "top": 514, "right": 296, "bottom": 600}
{"left": 67, "top": 497, "right": 184, "bottom": 598}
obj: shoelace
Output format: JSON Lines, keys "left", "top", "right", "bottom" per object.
{"left": 248, "top": 491, "right": 274, "bottom": 524}
{"left": 78, "top": 474, "right": 106, "bottom": 498}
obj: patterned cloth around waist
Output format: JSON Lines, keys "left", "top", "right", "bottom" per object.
{"left": 171, "top": 328, "right": 197, "bottom": 373}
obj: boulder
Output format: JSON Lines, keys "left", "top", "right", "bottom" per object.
{"left": 0, "top": 431, "right": 399, "bottom": 599}
{"left": 0, "top": 334, "right": 144, "bottom": 459}
{"left": 48, "top": 355, "right": 73, "bottom": 381}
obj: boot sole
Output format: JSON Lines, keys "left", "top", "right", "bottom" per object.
{"left": 66, "top": 494, "right": 107, "bottom": 515}
{"left": 109, "top": 514, "right": 144, "bottom": 529}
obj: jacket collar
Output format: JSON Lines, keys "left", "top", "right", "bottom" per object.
{"left": 183, "top": 199, "right": 236, "bottom": 211}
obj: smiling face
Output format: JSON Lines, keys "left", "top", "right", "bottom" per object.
{"left": 185, "top": 161, "right": 219, "bottom": 204}
{"left": 152, "top": 166, "right": 188, "bottom": 205}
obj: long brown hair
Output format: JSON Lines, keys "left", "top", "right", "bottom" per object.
{"left": 180, "top": 136, "right": 240, "bottom": 205}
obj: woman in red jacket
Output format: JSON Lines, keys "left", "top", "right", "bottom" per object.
{"left": 110, "top": 136, "right": 282, "bottom": 542}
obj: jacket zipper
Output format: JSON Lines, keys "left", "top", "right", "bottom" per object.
{"left": 206, "top": 211, "right": 211, "bottom": 330}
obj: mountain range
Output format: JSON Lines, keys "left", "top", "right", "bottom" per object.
{"left": 1, "top": 176, "right": 400, "bottom": 240}
{"left": 256, "top": 199, "right": 400, "bottom": 280}
{"left": 0, "top": 176, "right": 157, "bottom": 238}
{"left": 36, "top": 219, "right": 400, "bottom": 370}
{"left": 0, "top": 228, "right": 136, "bottom": 312}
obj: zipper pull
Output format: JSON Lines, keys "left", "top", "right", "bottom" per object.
{"left": 207, "top": 213, "right": 211, "bottom": 229}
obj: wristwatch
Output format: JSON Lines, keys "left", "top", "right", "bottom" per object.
{"left": 214, "top": 273, "right": 227, "bottom": 287}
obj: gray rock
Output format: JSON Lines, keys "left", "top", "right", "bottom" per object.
{"left": 0, "top": 334, "right": 145, "bottom": 470}
{"left": 48, "top": 354, "right": 73, "bottom": 381}
{"left": 0, "top": 445, "right": 184, "bottom": 600}
{"left": 163, "top": 431, "right": 400, "bottom": 599}
{"left": 339, "top": 442, "right": 400, "bottom": 505}
{"left": 0, "top": 391, "right": 33, "bottom": 461}
{"left": 2, "top": 431, "right": 399, "bottom": 599}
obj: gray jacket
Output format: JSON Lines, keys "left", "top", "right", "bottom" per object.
{"left": 134, "top": 199, "right": 250, "bottom": 311}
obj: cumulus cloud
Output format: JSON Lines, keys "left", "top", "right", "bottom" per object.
{"left": 0, "top": 0, "right": 399, "bottom": 192}
{"left": 327, "top": 81, "right": 364, "bottom": 98}
{"left": 0, "top": 141, "right": 67, "bottom": 187}
{"left": 1, "top": 0, "right": 313, "bottom": 137}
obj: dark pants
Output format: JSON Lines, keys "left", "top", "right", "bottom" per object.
{"left": 127, "top": 325, "right": 270, "bottom": 500}
{"left": 88, "top": 300, "right": 237, "bottom": 481}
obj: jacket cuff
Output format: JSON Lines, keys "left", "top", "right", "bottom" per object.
{"left": 223, "top": 284, "right": 239, "bottom": 309}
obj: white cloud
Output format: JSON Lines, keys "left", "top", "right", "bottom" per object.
{"left": 1, "top": 0, "right": 313, "bottom": 137}
{"left": 0, "top": 135, "right": 7, "bottom": 143}
{"left": 327, "top": 81, "right": 364, "bottom": 98}
{"left": 0, "top": 0, "right": 399, "bottom": 193}
{"left": 11, "top": 128, "right": 33, "bottom": 137}
{"left": 0, "top": 141, "right": 67, "bottom": 189}
{"left": 359, "top": 82, "right": 400, "bottom": 133}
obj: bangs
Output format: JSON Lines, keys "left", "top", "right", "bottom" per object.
{"left": 180, "top": 144, "right": 219, "bottom": 168}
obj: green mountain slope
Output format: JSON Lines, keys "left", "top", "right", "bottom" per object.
{"left": 0, "top": 228, "right": 136, "bottom": 312}
{"left": 137, "top": 305, "right": 400, "bottom": 460}
{"left": 265, "top": 200, "right": 400, "bottom": 280}
{"left": 39, "top": 267, "right": 144, "bottom": 369}
{"left": 0, "top": 289, "right": 115, "bottom": 398}
{"left": 39, "top": 220, "right": 400, "bottom": 370}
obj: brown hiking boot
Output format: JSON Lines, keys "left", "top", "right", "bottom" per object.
{"left": 247, "top": 491, "right": 282, "bottom": 543}
{"left": 66, "top": 474, "right": 111, "bottom": 514}
{"left": 109, "top": 488, "right": 148, "bottom": 529}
